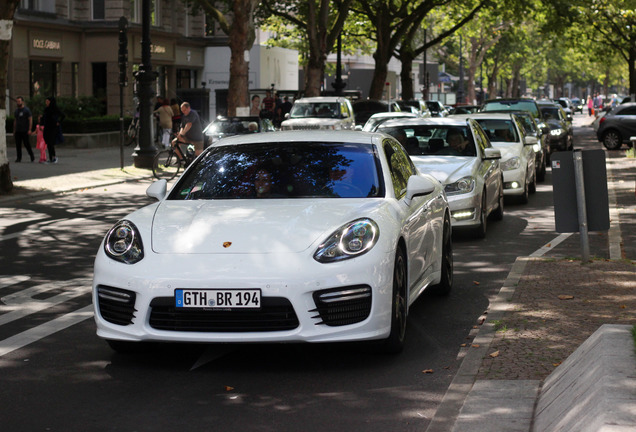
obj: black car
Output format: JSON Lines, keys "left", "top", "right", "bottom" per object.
{"left": 424, "top": 100, "right": 450, "bottom": 117}
{"left": 537, "top": 101, "right": 573, "bottom": 153}
{"left": 596, "top": 102, "right": 636, "bottom": 150}
{"left": 352, "top": 99, "right": 401, "bottom": 126}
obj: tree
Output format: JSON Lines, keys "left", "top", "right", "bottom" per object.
{"left": 260, "top": 0, "right": 354, "bottom": 97}
{"left": 0, "top": 1, "right": 19, "bottom": 194}
{"left": 196, "top": 0, "right": 260, "bottom": 116}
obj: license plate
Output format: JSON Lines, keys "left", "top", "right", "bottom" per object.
{"left": 175, "top": 289, "right": 261, "bottom": 309}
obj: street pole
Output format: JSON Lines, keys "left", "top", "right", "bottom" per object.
{"left": 457, "top": 35, "right": 464, "bottom": 105}
{"left": 331, "top": 34, "right": 346, "bottom": 96}
{"left": 132, "top": 0, "right": 157, "bottom": 169}
{"left": 118, "top": 16, "right": 128, "bottom": 170}
{"left": 573, "top": 150, "right": 590, "bottom": 262}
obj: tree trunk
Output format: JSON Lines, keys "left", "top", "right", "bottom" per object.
{"left": 0, "top": 3, "right": 18, "bottom": 194}
{"left": 400, "top": 52, "right": 414, "bottom": 100}
{"left": 227, "top": 0, "right": 256, "bottom": 116}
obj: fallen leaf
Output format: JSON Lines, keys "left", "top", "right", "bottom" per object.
{"left": 489, "top": 350, "right": 500, "bottom": 358}
{"left": 422, "top": 369, "right": 434, "bottom": 374}
{"left": 552, "top": 362, "right": 562, "bottom": 367}
{"left": 558, "top": 295, "right": 574, "bottom": 300}
{"left": 472, "top": 344, "right": 480, "bottom": 348}
{"left": 460, "top": 343, "right": 467, "bottom": 347}
{"left": 620, "top": 305, "right": 626, "bottom": 309}
{"left": 224, "top": 386, "right": 234, "bottom": 391}
{"left": 546, "top": 243, "right": 551, "bottom": 248}
{"left": 443, "top": 366, "right": 451, "bottom": 370}
{"left": 473, "top": 281, "right": 480, "bottom": 285}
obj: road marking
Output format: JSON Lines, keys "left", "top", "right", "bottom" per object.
{"left": 0, "top": 305, "right": 93, "bottom": 358}
{"left": 0, "top": 275, "right": 30, "bottom": 288}
{"left": 530, "top": 233, "right": 572, "bottom": 257}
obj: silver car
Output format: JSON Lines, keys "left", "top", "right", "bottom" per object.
{"left": 376, "top": 117, "right": 504, "bottom": 238}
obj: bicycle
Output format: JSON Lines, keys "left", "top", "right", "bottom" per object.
{"left": 125, "top": 112, "right": 139, "bottom": 147}
{"left": 152, "top": 134, "right": 196, "bottom": 180}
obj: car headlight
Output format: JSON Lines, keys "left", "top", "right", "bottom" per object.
{"left": 314, "top": 219, "right": 379, "bottom": 263}
{"left": 445, "top": 176, "right": 475, "bottom": 195}
{"left": 501, "top": 156, "right": 521, "bottom": 171}
{"left": 550, "top": 128, "right": 564, "bottom": 136}
{"left": 104, "top": 220, "right": 144, "bottom": 264}
{"left": 532, "top": 143, "right": 541, "bottom": 153}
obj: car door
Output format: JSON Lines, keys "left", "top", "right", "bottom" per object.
{"left": 383, "top": 138, "right": 435, "bottom": 298}
{"left": 513, "top": 116, "right": 535, "bottom": 181}
{"left": 471, "top": 122, "right": 501, "bottom": 213}
{"left": 616, "top": 106, "right": 636, "bottom": 139}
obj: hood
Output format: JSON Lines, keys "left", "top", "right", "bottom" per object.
{"left": 151, "top": 199, "right": 382, "bottom": 254}
{"left": 410, "top": 155, "right": 477, "bottom": 184}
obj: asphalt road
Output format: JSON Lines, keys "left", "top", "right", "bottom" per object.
{"left": 0, "top": 114, "right": 615, "bottom": 431}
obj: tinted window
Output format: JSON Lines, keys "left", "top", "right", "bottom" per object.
{"left": 383, "top": 139, "right": 415, "bottom": 198}
{"left": 473, "top": 119, "right": 519, "bottom": 142}
{"left": 482, "top": 100, "right": 539, "bottom": 118}
{"left": 380, "top": 125, "right": 476, "bottom": 156}
{"left": 169, "top": 142, "right": 384, "bottom": 200}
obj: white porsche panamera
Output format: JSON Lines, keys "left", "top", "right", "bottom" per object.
{"left": 93, "top": 131, "right": 452, "bottom": 354}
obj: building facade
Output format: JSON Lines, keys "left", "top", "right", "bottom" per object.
{"left": 8, "top": 0, "right": 207, "bottom": 116}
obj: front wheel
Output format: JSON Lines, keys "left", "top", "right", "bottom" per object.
{"left": 153, "top": 149, "right": 182, "bottom": 180}
{"left": 380, "top": 248, "right": 408, "bottom": 354}
{"left": 602, "top": 130, "right": 622, "bottom": 150}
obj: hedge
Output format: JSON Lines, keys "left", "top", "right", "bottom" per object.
{"left": 6, "top": 115, "right": 132, "bottom": 134}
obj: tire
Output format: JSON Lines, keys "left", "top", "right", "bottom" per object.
{"left": 537, "top": 153, "right": 547, "bottom": 182}
{"left": 518, "top": 173, "right": 529, "bottom": 204}
{"left": 153, "top": 149, "right": 182, "bottom": 180}
{"left": 528, "top": 167, "right": 537, "bottom": 194}
{"left": 429, "top": 214, "right": 453, "bottom": 296}
{"left": 380, "top": 248, "right": 408, "bottom": 354}
{"left": 490, "top": 182, "right": 504, "bottom": 221}
{"left": 472, "top": 192, "right": 487, "bottom": 239}
{"left": 602, "top": 130, "right": 622, "bottom": 150}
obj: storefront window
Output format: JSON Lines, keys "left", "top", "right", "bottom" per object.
{"left": 93, "top": 63, "right": 108, "bottom": 114}
{"left": 30, "top": 61, "right": 59, "bottom": 97}
{"left": 177, "top": 69, "right": 197, "bottom": 89}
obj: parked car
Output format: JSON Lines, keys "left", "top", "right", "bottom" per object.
{"left": 361, "top": 111, "right": 419, "bottom": 131}
{"left": 395, "top": 100, "right": 432, "bottom": 117}
{"left": 481, "top": 98, "right": 542, "bottom": 122}
{"left": 570, "top": 97, "right": 584, "bottom": 114}
{"left": 203, "top": 116, "right": 275, "bottom": 147}
{"left": 482, "top": 110, "right": 549, "bottom": 181}
{"left": 537, "top": 100, "right": 573, "bottom": 153}
{"left": 596, "top": 102, "right": 636, "bottom": 150}
{"left": 93, "top": 130, "right": 452, "bottom": 354}
{"left": 554, "top": 98, "right": 574, "bottom": 117}
{"left": 424, "top": 100, "right": 450, "bottom": 117}
{"left": 352, "top": 99, "right": 402, "bottom": 126}
{"left": 280, "top": 96, "right": 355, "bottom": 130}
{"left": 449, "top": 105, "right": 481, "bottom": 115}
{"left": 377, "top": 117, "right": 503, "bottom": 238}
{"left": 453, "top": 113, "right": 536, "bottom": 204}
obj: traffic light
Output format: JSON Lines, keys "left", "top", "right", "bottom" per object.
{"left": 118, "top": 17, "right": 128, "bottom": 87}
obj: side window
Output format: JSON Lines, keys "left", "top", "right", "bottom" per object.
{"left": 383, "top": 138, "right": 415, "bottom": 199}
{"left": 619, "top": 107, "right": 636, "bottom": 116}
{"left": 472, "top": 123, "right": 490, "bottom": 156}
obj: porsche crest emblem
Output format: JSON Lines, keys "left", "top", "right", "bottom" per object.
{"left": 223, "top": 242, "right": 232, "bottom": 248}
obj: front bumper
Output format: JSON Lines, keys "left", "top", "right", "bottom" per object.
{"left": 446, "top": 189, "right": 482, "bottom": 228}
{"left": 501, "top": 167, "right": 526, "bottom": 196}
{"left": 93, "top": 249, "right": 395, "bottom": 344}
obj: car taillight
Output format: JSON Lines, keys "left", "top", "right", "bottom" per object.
{"left": 599, "top": 117, "right": 606, "bottom": 125}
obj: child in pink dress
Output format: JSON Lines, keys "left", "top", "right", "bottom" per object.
{"left": 35, "top": 116, "right": 47, "bottom": 163}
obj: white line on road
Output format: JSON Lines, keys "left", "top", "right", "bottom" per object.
{"left": 0, "top": 305, "right": 93, "bottom": 358}
{"left": 530, "top": 233, "right": 572, "bottom": 257}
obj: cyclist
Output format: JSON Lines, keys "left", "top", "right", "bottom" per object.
{"left": 173, "top": 101, "right": 204, "bottom": 157}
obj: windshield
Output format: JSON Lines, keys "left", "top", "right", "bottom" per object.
{"left": 169, "top": 142, "right": 384, "bottom": 200}
{"left": 473, "top": 119, "right": 519, "bottom": 142}
{"left": 540, "top": 107, "right": 561, "bottom": 121}
{"left": 482, "top": 100, "right": 539, "bottom": 118}
{"left": 289, "top": 103, "right": 340, "bottom": 119}
{"left": 379, "top": 125, "right": 477, "bottom": 157}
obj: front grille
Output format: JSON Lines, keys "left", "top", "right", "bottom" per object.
{"left": 286, "top": 125, "right": 322, "bottom": 130}
{"left": 96, "top": 286, "right": 137, "bottom": 326}
{"left": 310, "top": 285, "right": 372, "bottom": 326}
{"left": 148, "top": 297, "right": 299, "bottom": 332}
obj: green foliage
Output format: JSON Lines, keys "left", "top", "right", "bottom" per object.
{"left": 27, "top": 95, "right": 106, "bottom": 120}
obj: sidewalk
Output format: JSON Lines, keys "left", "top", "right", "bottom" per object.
{"left": 0, "top": 145, "right": 153, "bottom": 205}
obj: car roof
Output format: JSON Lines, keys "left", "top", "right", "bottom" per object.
{"left": 483, "top": 97, "right": 536, "bottom": 103}
{"left": 369, "top": 112, "right": 418, "bottom": 119}
{"left": 451, "top": 112, "right": 515, "bottom": 120}
{"left": 376, "top": 117, "right": 470, "bottom": 128}
{"left": 210, "top": 130, "right": 384, "bottom": 147}
{"left": 294, "top": 96, "right": 347, "bottom": 103}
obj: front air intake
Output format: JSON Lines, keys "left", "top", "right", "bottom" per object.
{"left": 96, "top": 285, "right": 137, "bottom": 326}
{"left": 310, "top": 285, "right": 372, "bottom": 326}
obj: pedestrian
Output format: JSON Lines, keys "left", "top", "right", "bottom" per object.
{"left": 35, "top": 115, "right": 47, "bottom": 163}
{"left": 154, "top": 99, "right": 174, "bottom": 148}
{"left": 250, "top": 95, "right": 261, "bottom": 117}
{"left": 13, "top": 96, "right": 35, "bottom": 163}
{"left": 175, "top": 102, "right": 204, "bottom": 156}
{"left": 587, "top": 95, "right": 594, "bottom": 116}
{"left": 170, "top": 98, "right": 181, "bottom": 132}
{"left": 281, "top": 96, "right": 293, "bottom": 116}
{"left": 42, "top": 96, "right": 64, "bottom": 163}
{"left": 261, "top": 90, "right": 275, "bottom": 114}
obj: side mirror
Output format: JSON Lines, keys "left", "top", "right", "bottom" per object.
{"left": 405, "top": 175, "right": 437, "bottom": 205}
{"left": 524, "top": 136, "right": 538, "bottom": 146}
{"left": 146, "top": 179, "right": 167, "bottom": 201}
{"left": 483, "top": 147, "right": 501, "bottom": 160}
{"left": 566, "top": 115, "right": 573, "bottom": 122}
{"left": 284, "top": 113, "right": 290, "bottom": 120}
{"left": 354, "top": 125, "right": 363, "bottom": 131}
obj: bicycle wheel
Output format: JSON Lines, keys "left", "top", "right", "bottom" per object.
{"left": 153, "top": 149, "right": 182, "bottom": 180}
